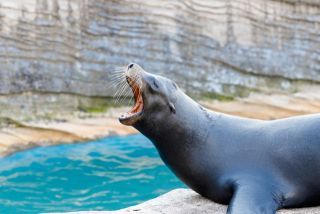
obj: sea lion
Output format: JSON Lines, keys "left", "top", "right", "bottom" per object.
{"left": 118, "top": 63, "right": 320, "bottom": 214}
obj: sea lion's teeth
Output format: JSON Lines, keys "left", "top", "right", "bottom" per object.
{"left": 121, "top": 113, "right": 131, "bottom": 118}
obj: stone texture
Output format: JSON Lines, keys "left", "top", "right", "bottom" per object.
{"left": 0, "top": 0, "right": 320, "bottom": 98}
{"left": 1, "top": 0, "right": 320, "bottom": 120}
{"left": 56, "top": 189, "right": 320, "bottom": 214}
{"left": 0, "top": 92, "right": 116, "bottom": 121}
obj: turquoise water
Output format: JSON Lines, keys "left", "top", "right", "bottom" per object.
{"left": 0, "top": 134, "right": 185, "bottom": 213}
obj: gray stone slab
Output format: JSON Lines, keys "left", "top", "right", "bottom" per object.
{"left": 53, "top": 188, "right": 320, "bottom": 214}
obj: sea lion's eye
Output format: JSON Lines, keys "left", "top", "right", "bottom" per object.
{"left": 146, "top": 76, "right": 160, "bottom": 92}
{"left": 153, "top": 79, "right": 159, "bottom": 89}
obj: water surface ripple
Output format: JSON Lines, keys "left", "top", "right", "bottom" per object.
{"left": 0, "top": 134, "right": 184, "bottom": 213}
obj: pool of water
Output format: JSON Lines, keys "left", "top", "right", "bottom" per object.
{"left": 0, "top": 134, "right": 185, "bottom": 213}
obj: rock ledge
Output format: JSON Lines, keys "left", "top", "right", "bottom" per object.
{"left": 59, "top": 188, "right": 320, "bottom": 214}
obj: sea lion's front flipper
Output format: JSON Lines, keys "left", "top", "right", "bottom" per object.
{"left": 227, "top": 183, "right": 282, "bottom": 214}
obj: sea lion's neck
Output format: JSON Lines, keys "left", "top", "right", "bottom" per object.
{"left": 134, "top": 93, "right": 222, "bottom": 187}
{"left": 135, "top": 93, "right": 219, "bottom": 157}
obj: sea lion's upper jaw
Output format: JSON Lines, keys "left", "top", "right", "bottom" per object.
{"left": 119, "top": 70, "right": 144, "bottom": 126}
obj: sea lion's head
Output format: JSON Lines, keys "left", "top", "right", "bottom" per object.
{"left": 119, "top": 63, "right": 179, "bottom": 127}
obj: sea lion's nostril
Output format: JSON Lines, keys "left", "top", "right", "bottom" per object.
{"left": 128, "top": 63, "right": 134, "bottom": 69}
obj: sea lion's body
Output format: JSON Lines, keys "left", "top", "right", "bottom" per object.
{"left": 119, "top": 64, "right": 320, "bottom": 214}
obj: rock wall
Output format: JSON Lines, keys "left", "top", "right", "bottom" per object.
{"left": 0, "top": 0, "right": 319, "bottom": 118}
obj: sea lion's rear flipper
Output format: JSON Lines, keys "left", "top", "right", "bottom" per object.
{"left": 227, "top": 183, "right": 282, "bottom": 214}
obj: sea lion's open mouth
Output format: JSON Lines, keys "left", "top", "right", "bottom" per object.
{"left": 119, "top": 76, "right": 144, "bottom": 125}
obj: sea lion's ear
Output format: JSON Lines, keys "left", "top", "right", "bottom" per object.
{"left": 169, "top": 102, "right": 176, "bottom": 114}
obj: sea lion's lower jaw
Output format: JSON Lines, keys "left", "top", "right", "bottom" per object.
{"left": 119, "top": 110, "right": 143, "bottom": 125}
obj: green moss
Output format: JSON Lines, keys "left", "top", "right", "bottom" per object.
{"left": 0, "top": 117, "right": 24, "bottom": 127}
{"left": 198, "top": 92, "right": 235, "bottom": 101}
{"left": 79, "top": 106, "right": 109, "bottom": 113}
{"left": 221, "top": 84, "right": 256, "bottom": 98}
{"left": 77, "top": 97, "right": 126, "bottom": 113}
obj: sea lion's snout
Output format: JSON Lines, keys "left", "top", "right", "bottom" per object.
{"left": 126, "top": 63, "right": 139, "bottom": 72}
{"left": 128, "top": 63, "right": 134, "bottom": 69}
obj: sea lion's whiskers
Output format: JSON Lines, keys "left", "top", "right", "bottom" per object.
{"left": 110, "top": 77, "right": 125, "bottom": 87}
{"left": 110, "top": 74, "right": 125, "bottom": 80}
{"left": 109, "top": 70, "right": 126, "bottom": 88}
{"left": 110, "top": 66, "right": 126, "bottom": 73}
{"left": 110, "top": 78, "right": 125, "bottom": 88}
{"left": 114, "top": 82, "right": 130, "bottom": 104}
{"left": 117, "top": 82, "right": 131, "bottom": 98}
{"left": 111, "top": 65, "right": 144, "bottom": 106}
{"left": 114, "top": 82, "right": 128, "bottom": 100}
{"left": 110, "top": 71, "right": 126, "bottom": 82}
{"left": 111, "top": 66, "right": 126, "bottom": 74}
{"left": 109, "top": 77, "right": 126, "bottom": 98}
{"left": 119, "top": 90, "right": 132, "bottom": 105}
{"left": 121, "top": 73, "right": 142, "bottom": 105}
{"left": 110, "top": 69, "right": 127, "bottom": 91}
{"left": 110, "top": 70, "right": 125, "bottom": 77}
{"left": 113, "top": 71, "right": 127, "bottom": 86}
{"left": 113, "top": 80, "right": 127, "bottom": 98}
{"left": 110, "top": 68, "right": 125, "bottom": 72}
{"left": 104, "top": 75, "right": 124, "bottom": 93}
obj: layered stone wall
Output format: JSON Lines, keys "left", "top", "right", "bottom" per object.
{"left": 0, "top": 0, "right": 319, "bottom": 119}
